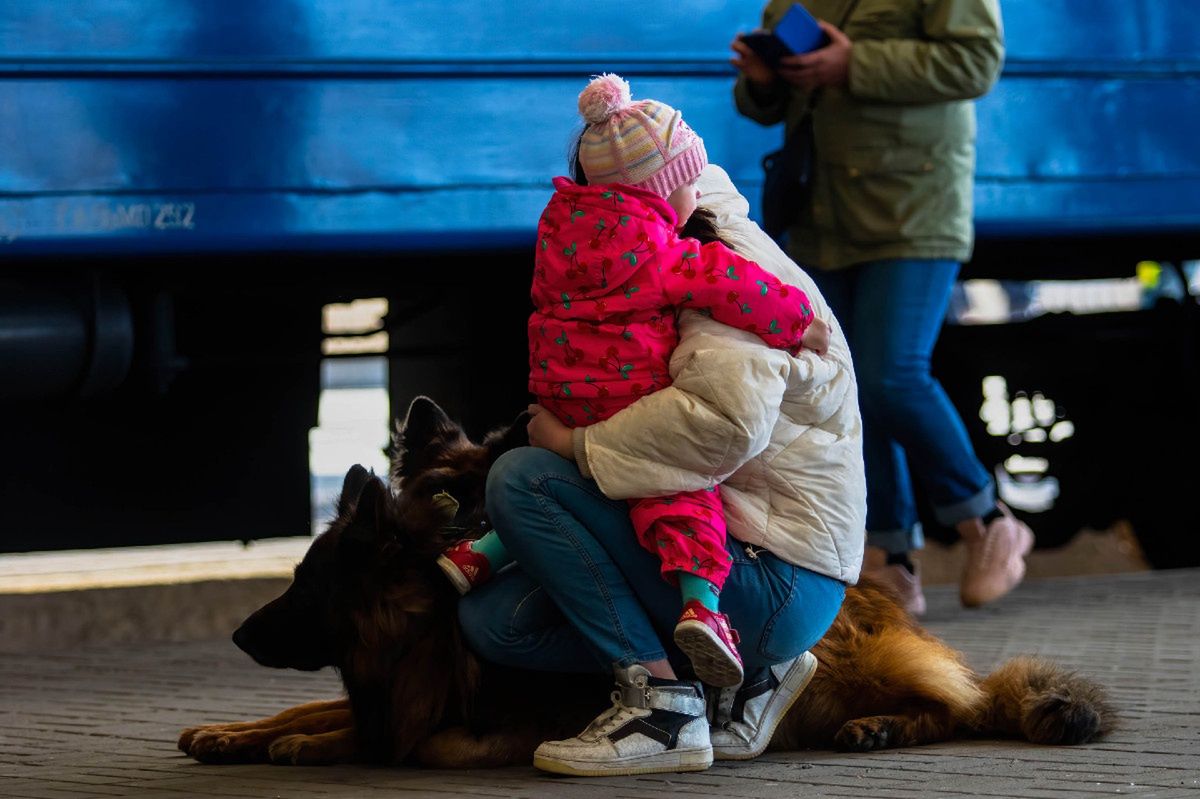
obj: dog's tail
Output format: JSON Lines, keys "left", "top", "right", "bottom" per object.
{"left": 972, "top": 655, "right": 1114, "bottom": 744}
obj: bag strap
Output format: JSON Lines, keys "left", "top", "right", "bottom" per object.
{"left": 801, "top": 0, "right": 863, "bottom": 113}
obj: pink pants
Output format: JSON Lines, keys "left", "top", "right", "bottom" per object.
{"left": 628, "top": 487, "right": 732, "bottom": 589}
{"left": 546, "top": 395, "right": 733, "bottom": 589}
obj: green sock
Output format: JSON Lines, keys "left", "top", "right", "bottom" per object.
{"left": 470, "top": 530, "right": 512, "bottom": 571}
{"left": 678, "top": 572, "right": 720, "bottom": 612}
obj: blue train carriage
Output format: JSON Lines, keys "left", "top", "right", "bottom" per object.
{"left": 0, "top": 1, "right": 1196, "bottom": 565}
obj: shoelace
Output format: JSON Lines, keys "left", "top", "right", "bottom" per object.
{"left": 710, "top": 685, "right": 754, "bottom": 742}
{"left": 717, "top": 686, "right": 754, "bottom": 742}
{"left": 579, "top": 690, "right": 643, "bottom": 741}
{"left": 967, "top": 519, "right": 1004, "bottom": 572}
{"left": 977, "top": 518, "right": 1015, "bottom": 568}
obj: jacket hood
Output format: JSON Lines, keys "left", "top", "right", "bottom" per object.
{"left": 540, "top": 178, "right": 680, "bottom": 296}
{"left": 551, "top": 177, "right": 678, "bottom": 225}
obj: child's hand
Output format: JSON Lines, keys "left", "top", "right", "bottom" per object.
{"left": 801, "top": 317, "right": 830, "bottom": 356}
{"left": 527, "top": 404, "right": 575, "bottom": 461}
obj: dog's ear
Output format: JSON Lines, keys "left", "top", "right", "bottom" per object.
{"left": 342, "top": 476, "right": 390, "bottom": 549}
{"left": 400, "top": 396, "right": 456, "bottom": 452}
{"left": 389, "top": 396, "right": 465, "bottom": 481}
{"left": 336, "top": 464, "right": 373, "bottom": 517}
{"left": 483, "top": 409, "right": 531, "bottom": 462}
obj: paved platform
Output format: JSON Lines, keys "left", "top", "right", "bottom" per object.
{"left": 2, "top": 569, "right": 1198, "bottom": 799}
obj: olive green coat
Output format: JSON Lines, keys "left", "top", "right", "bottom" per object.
{"left": 735, "top": 0, "right": 1004, "bottom": 270}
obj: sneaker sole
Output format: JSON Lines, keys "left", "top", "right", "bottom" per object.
{"left": 713, "top": 651, "right": 819, "bottom": 761}
{"left": 435, "top": 555, "right": 472, "bottom": 596}
{"left": 533, "top": 746, "right": 712, "bottom": 777}
{"left": 674, "top": 621, "right": 744, "bottom": 688}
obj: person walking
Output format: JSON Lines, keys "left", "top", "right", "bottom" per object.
{"left": 731, "top": 0, "right": 1031, "bottom": 615}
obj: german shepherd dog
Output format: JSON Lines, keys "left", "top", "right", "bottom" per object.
{"left": 179, "top": 397, "right": 1112, "bottom": 768}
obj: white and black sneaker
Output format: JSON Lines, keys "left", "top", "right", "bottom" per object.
{"left": 533, "top": 664, "right": 713, "bottom": 776}
{"left": 709, "top": 651, "right": 818, "bottom": 760}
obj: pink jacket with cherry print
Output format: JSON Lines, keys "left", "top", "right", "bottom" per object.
{"left": 530, "top": 177, "right": 814, "bottom": 427}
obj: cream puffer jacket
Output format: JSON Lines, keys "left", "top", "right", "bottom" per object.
{"left": 573, "top": 164, "right": 866, "bottom": 584}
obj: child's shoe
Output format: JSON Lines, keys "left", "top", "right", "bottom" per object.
{"left": 673, "top": 600, "right": 744, "bottom": 688}
{"left": 436, "top": 540, "right": 491, "bottom": 595}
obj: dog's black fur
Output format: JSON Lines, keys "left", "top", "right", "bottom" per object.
{"left": 225, "top": 400, "right": 606, "bottom": 766}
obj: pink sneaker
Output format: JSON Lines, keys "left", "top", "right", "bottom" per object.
{"left": 673, "top": 600, "right": 744, "bottom": 688}
{"left": 861, "top": 548, "right": 927, "bottom": 617}
{"left": 960, "top": 503, "right": 1035, "bottom": 608}
{"left": 436, "top": 540, "right": 491, "bottom": 595}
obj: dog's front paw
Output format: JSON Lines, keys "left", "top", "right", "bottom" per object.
{"left": 179, "top": 724, "right": 235, "bottom": 755}
{"left": 186, "top": 730, "right": 231, "bottom": 762}
{"left": 834, "top": 717, "right": 891, "bottom": 752}
{"left": 269, "top": 733, "right": 350, "bottom": 766}
{"left": 187, "top": 729, "right": 266, "bottom": 764}
{"left": 269, "top": 734, "right": 314, "bottom": 765}
{"left": 178, "top": 726, "right": 204, "bottom": 752}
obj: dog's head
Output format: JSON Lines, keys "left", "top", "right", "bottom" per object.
{"left": 230, "top": 465, "right": 432, "bottom": 671}
{"left": 234, "top": 397, "right": 528, "bottom": 673}
{"left": 233, "top": 398, "right": 528, "bottom": 748}
{"left": 386, "top": 395, "right": 529, "bottom": 532}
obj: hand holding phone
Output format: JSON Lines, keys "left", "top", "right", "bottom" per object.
{"left": 731, "top": 35, "right": 776, "bottom": 86}
{"left": 737, "top": 4, "right": 829, "bottom": 69}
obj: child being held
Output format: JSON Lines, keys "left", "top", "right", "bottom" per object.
{"left": 438, "top": 74, "right": 829, "bottom": 687}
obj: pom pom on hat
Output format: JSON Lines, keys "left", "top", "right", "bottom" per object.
{"left": 578, "top": 73, "right": 633, "bottom": 125}
{"left": 575, "top": 73, "right": 708, "bottom": 198}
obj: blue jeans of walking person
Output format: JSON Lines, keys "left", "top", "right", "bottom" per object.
{"left": 806, "top": 258, "right": 994, "bottom": 555}
{"left": 458, "top": 447, "right": 845, "bottom": 677}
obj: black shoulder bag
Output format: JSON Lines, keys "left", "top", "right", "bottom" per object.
{"left": 760, "top": 0, "right": 861, "bottom": 240}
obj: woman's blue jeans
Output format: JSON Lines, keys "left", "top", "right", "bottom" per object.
{"left": 458, "top": 447, "right": 845, "bottom": 678}
{"left": 807, "top": 258, "right": 994, "bottom": 554}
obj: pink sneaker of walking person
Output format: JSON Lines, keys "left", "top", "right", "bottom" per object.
{"left": 674, "top": 600, "right": 744, "bottom": 688}
{"left": 436, "top": 540, "right": 491, "bottom": 595}
{"left": 861, "top": 547, "right": 927, "bottom": 617}
{"left": 960, "top": 503, "right": 1035, "bottom": 607}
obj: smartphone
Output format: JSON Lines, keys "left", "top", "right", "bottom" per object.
{"left": 740, "top": 3, "right": 828, "bottom": 67}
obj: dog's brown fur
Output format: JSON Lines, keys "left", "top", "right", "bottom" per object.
{"left": 180, "top": 397, "right": 1113, "bottom": 767}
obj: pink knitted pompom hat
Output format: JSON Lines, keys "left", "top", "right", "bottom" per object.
{"left": 576, "top": 73, "right": 708, "bottom": 199}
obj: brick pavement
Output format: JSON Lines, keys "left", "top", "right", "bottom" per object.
{"left": 2, "top": 570, "right": 1198, "bottom": 798}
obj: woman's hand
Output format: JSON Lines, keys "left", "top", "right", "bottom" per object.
{"left": 526, "top": 404, "right": 575, "bottom": 461}
{"left": 801, "top": 317, "right": 831, "bottom": 356}
{"left": 777, "top": 21, "right": 852, "bottom": 92}
{"left": 730, "top": 34, "right": 776, "bottom": 87}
